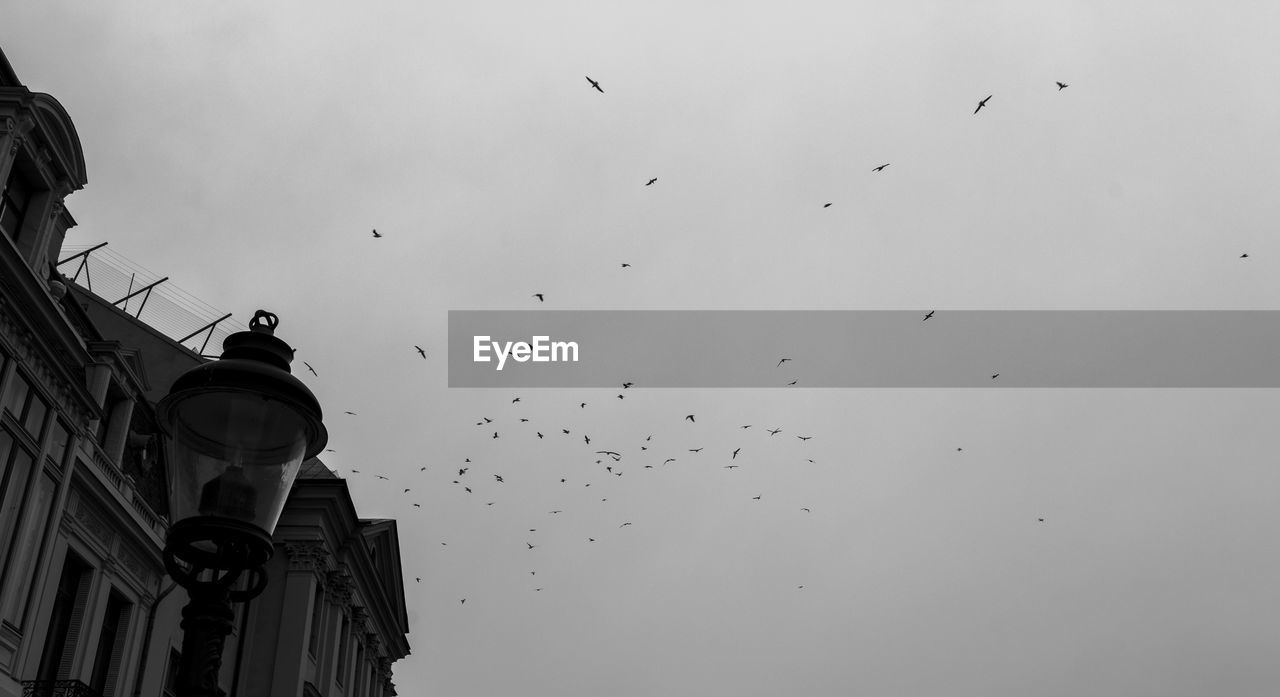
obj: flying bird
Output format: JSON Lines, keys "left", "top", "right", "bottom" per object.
{"left": 512, "top": 397, "right": 521, "bottom": 403}
{"left": 622, "top": 382, "right": 634, "bottom": 388}
{"left": 585, "top": 76, "right": 604, "bottom": 93}
{"left": 732, "top": 448, "right": 741, "bottom": 459}
{"left": 685, "top": 415, "right": 695, "bottom": 422}
{"left": 797, "top": 436, "right": 812, "bottom": 441}
{"left": 801, "top": 508, "right": 810, "bottom": 512}
{"left": 822, "top": 203, "right": 832, "bottom": 208}
{"left": 584, "top": 435, "right": 591, "bottom": 445}
{"left": 752, "top": 495, "right": 762, "bottom": 500}
{"left": 777, "top": 358, "right": 792, "bottom": 367}
{"left": 923, "top": 310, "right": 934, "bottom": 321}
{"left": 991, "top": 373, "right": 1000, "bottom": 380}
{"left": 768, "top": 428, "right": 782, "bottom": 436}
{"left": 688, "top": 448, "right": 703, "bottom": 453}
{"left": 621, "top": 263, "right": 631, "bottom": 268}
{"left": 372, "top": 229, "right": 381, "bottom": 238}
{"left": 1241, "top": 253, "right": 1249, "bottom": 258}
{"left": 494, "top": 475, "right": 504, "bottom": 483}
{"left": 303, "top": 361, "right": 317, "bottom": 376}
{"left": 1056, "top": 81, "right": 1068, "bottom": 90}
{"left": 415, "top": 345, "right": 426, "bottom": 358}
{"left": 645, "top": 178, "right": 657, "bottom": 186}
{"left": 974, "top": 95, "right": 992, "bottom": 114}
{"left": 872, "top": 163, "right": 890, "bottom": 172}
{"left": 619, "top": 522, "right": 632, "bottom": 527}
{"left": 663, "top": 458, "right": 676, "bottom": 465}
{"left": 344, "top": 411, "right": 357, "bottom": 415}
{"left": 375, "top": 475, "right": 389, "bottom": 480}
{"left": 536, "top": 432, "right": 544, "bottom": 439}
{"left": 533, "top": 293, "right": 544, "bottom": 302}
{"left": 527, "top": 542, "right": 536, "bottom": 549}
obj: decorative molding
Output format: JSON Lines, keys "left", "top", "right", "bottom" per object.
{"left": 325, "top": 570, "right": 354, "bottom": 609}
{"left": 284, "top": 540, "right": 331, "bottom": 576}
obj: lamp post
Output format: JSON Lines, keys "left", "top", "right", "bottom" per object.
{"left": 156, "top": 310, "right": 327, "bottom": 697}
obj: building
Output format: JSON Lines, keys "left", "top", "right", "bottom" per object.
{"left": 0, "top": 45, "right": 408, "bottom": 697}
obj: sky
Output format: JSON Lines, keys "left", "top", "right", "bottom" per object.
{"left": 6, "top": 1, "right": 1280, "bottom": 695}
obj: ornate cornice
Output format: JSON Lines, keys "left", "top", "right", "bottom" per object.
{"left": 325, "top": 569, "right": 354, "bottom": 609}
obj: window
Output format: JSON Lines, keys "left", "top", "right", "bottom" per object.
{"left": 0, "top": 370, "right": 47, "bottom": 441}
{"left": 37, "top": 551, "right": 92, "bottom": 681}
{"left": 0, "top": 469, "right": 56, "bottom": 626}
{"left": 308, "top": 585, "right": 324, "bottom": 656}
{"left": 0, "top": 165, "right": 35, "bottom": 242}
{"left": 46, "top": 419, "right": 70, "bottom": 469}
{"left": 89, "top": 591, "right": 131, "bottom": 696}
{"left": 336, "top": 616, "right": 349, "bottom": 685}
{"left": 0, "top": 428, "right": 35, "bottom": 574}
{"left": 163, "top": 648, "right": 182, "bottom": 697}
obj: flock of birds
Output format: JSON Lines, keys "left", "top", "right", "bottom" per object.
{"left": 314, "top": 72, "right": 1254, "bottom": 609}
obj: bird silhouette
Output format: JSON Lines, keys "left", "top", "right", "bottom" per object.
{"left": 533, "top": 293, "right": 544, "bottom": 302}
{"left": 752, "top": 495, "right": 762, "bottom": 500}
{"left": 974, "top": 95, "right": 992, "bottom": 114}
{"left": 822, "top": 203, "right": 832, "bottom": 208}
{"left": 494, "top": 475, "right": 504, "bottom": 483}
{"left": 1241, "top": 253, "right": 1249, "bottom": 258}
{"left": 1056, "top": 81, "right": 1068, "bottom": 90}
{"left": 527, "top": 542, "right": 536, "bottom": 549}
{"left": 801, "top": 508, "right": 810, "bottom": 512}
{"left": 645, "top": 178, "right": 657, "bottom": 186}
{"left": 991, "top": 373, "right": 1000, "bottom": 380}
{"left": 732, "top": 448, "right": 741, "bottom": 459}
{"left": 663, "top": 458, "right": 676, "bottom": 465}
{"left": 872, "top": 163, "right": 890, "bottom": 172}
{"left": 724, "top": 465, "right": 739, "bottom": 469}
{"left": 685, "top": 415, "right": 695, "bottom": 422}
{"left": 797, "top": 436, "right": 812, "bottom": 441}
{"left": 536, "top": 432, "right": 544, "bottom": 439}
{"left": 689, "top": 448, "right": 703, "bottom": 453}
{"left": 622, "top": 382, "right": 634, "bottom": 388}
{"left": 619, "top": 522, "right": 632, "bottom": 527}
{"left": 923, "top": 310, "right": 934, "bottom": 321}
{"left": 512, "top": 397, "right": 521, "bottom": 403}
{"left": 303, "top": 361, "right": 318, "bottom": 376}
{"left": 584, "top": 435, "right": 591, "bottom": 445}
{"left": 415, "top": 345, "right": 426, "bottom": 358}
{"left": 586, "top": 76, "right": 604, "bottom": 93}
{"left": 375, "top": 475, "right": 389, "bottom": 480}
{"left": 777, "top": 358, "right": 792, "bottom": 367}
{"left": 768, "top": 428, "right": 782, "bottom": 436}
{"left": 372, "top": 229, "right": 382, "bottom": 238}
{"left": 621, "top": 263, "right": 631, "bottom": 268}
{"left": 345, "top": 411, "right": 357, "bottom": 415}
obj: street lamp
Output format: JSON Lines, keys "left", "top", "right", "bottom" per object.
{"left": 156, "top": 310, "right": 327, "bottom": 697}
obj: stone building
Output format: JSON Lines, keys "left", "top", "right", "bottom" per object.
{"left": 0, "top": 45, "right": 409, "bottom": 697}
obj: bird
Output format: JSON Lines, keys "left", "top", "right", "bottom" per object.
{"left": 375, "top": 475, "right": 389, "bottom": 480}
{"left": 1056, "top": 81, "right": 1068, "bottom": 90}
{"left": 584, "top": 435, "right": 591, "bottom": 445}
{"left": 732, "top": 448, "right": 741, "bottom": 459}
{"left": 585, "top": 76, "right": 604, "bottom": 93}
{"left": 519, "top": 418, "right": 529, "bottom": 422}
{"left": 991, "top": 373, "right": 1000, "bottom": 380}
{"left": 415, "top": 345, "right": 426, "bottom": 358}
{"left": 797, "top": 436, "right": 812, "bottom": 441}
{"left": 617, "top": 394, "right": 624, "bottom": 400}
{"left": 752, "top": 495, "right": 762, "bottom": 500}
{"left": 512, "top": 397, "right": 521, "bottom": 403}
{"left": 688, "top": 448, "right": 703, "bottom": 453}
{"left": 533, "top": 293, "right": 544, "bottom": 302}
{"left": 974, "top": 95, "right": 992, "bottom": 114}
{"left": 536, "top": 432, "right": 544, "bottom": 439}
{"left": 580, "top": 402, "right": 587, "bottom": 408}
{"left": 621, "top": 263, "right": 631, "bottom": 268}
{"left": 494, "top": 475, "right": 504, "bottom": 483}
{"left": 622, "top": 382, "right": 634, "bottom": 388}
{"left": 801, "top": 508, "right": 810, "bottom": 512}
{"left": 685, "top": 414, "right": 695, "bottom": 422}
{"left": 619, "top": 522, "right": 632, "bottom": 527}
{"left": 645, "top": 178, "right": 657, "bottom": 186}
{"left": 527, "top": 542, "right": 536, "bottom": 549}
{"left": 923, "top": 310, "right": 934, "bottom": 321}
{"left": 787, "top": 380, "right": 797, "bottom": 386}
{"left": 550, "top": 510, "right": 562, "bottom": 514}
{"left": 872, "top": 163, "right": 890, "bottom": 172}
{"left": 768, "top": 428, "right": 782, "bottom": 436}
{"left": 344, "top": 411, "right": 357, "bottom": 415}
{"left": 822, "top": 203, "right": 832, "bottom": 208}
{"left": 415, "top": 577, "right": 421, "bottom": 583}
{"left": 724, "top": 465, "right": 739, "bottom": 469}
{"left": 741, "top": 425, "right": 752, "bottom": 429}
{"left": 663, "top": 458, "right": 676, "bottom": 465}
{"left": 777, "top": 358, "right": 792, "bottom": 367}
{"left": 403, "top": 488, "right": 411, "bottom": 493}
{"left": 1037, "top": 518, "right": 1045, "bottom": 522}
{"left": 596, "top": 451, "right": 622, "bottom": 460}
{"left": 1241, "top": 253, "right": 1249, "bottom": 258}
{"left": 303, "top": 361, "right": 317, "bottom": 376}
{"left": 562, "top": 429, "right": 570, "bottom": 435}
{"left": 412, "top": 503, "right": 421, "bottom": 508}
{"left": 460, "top": 598, "right": 466, "bottom": 604}
{"left": 493, "top": 432, "right": 499, "bottom": 439}
{"left": 420, "top": 466, "right": 427, "bottom": 471}
{"left": 372, "top": 229, "right": 382, "bottom": 238}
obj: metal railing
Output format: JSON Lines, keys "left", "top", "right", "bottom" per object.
{"left": 21, "top": 680, "right": 102, "bottom": 697}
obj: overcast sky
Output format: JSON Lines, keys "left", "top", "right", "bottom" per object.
{"left": 6, "top": 2, "right": 1280, "bottom": 695}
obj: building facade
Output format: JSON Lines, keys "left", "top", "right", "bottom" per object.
{"left": 0, "top": 46, "right": 408, "bottom": 697}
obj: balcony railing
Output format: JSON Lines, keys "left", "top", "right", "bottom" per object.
{"left": 21, "top": 680, "right": 102, "bottom": 697}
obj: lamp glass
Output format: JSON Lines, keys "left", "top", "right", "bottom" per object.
{"left": 166, "top": 388, "right": 308, "bottom": 538}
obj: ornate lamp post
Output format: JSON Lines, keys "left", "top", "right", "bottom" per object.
{"left": 156, "top": 311, "right": 327, "bottom": 697}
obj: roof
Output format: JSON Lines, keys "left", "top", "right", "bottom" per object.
{"left": 296, "top": 457, "right": 340, "bottom": 479}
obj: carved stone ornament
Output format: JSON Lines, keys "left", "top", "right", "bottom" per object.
{"left": 284, "top": 540, "right": 330, "bottom": 574}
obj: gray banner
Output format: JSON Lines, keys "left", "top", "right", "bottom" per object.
{"left": 448, "top": 311, "right": 1280, "bottom": 387}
